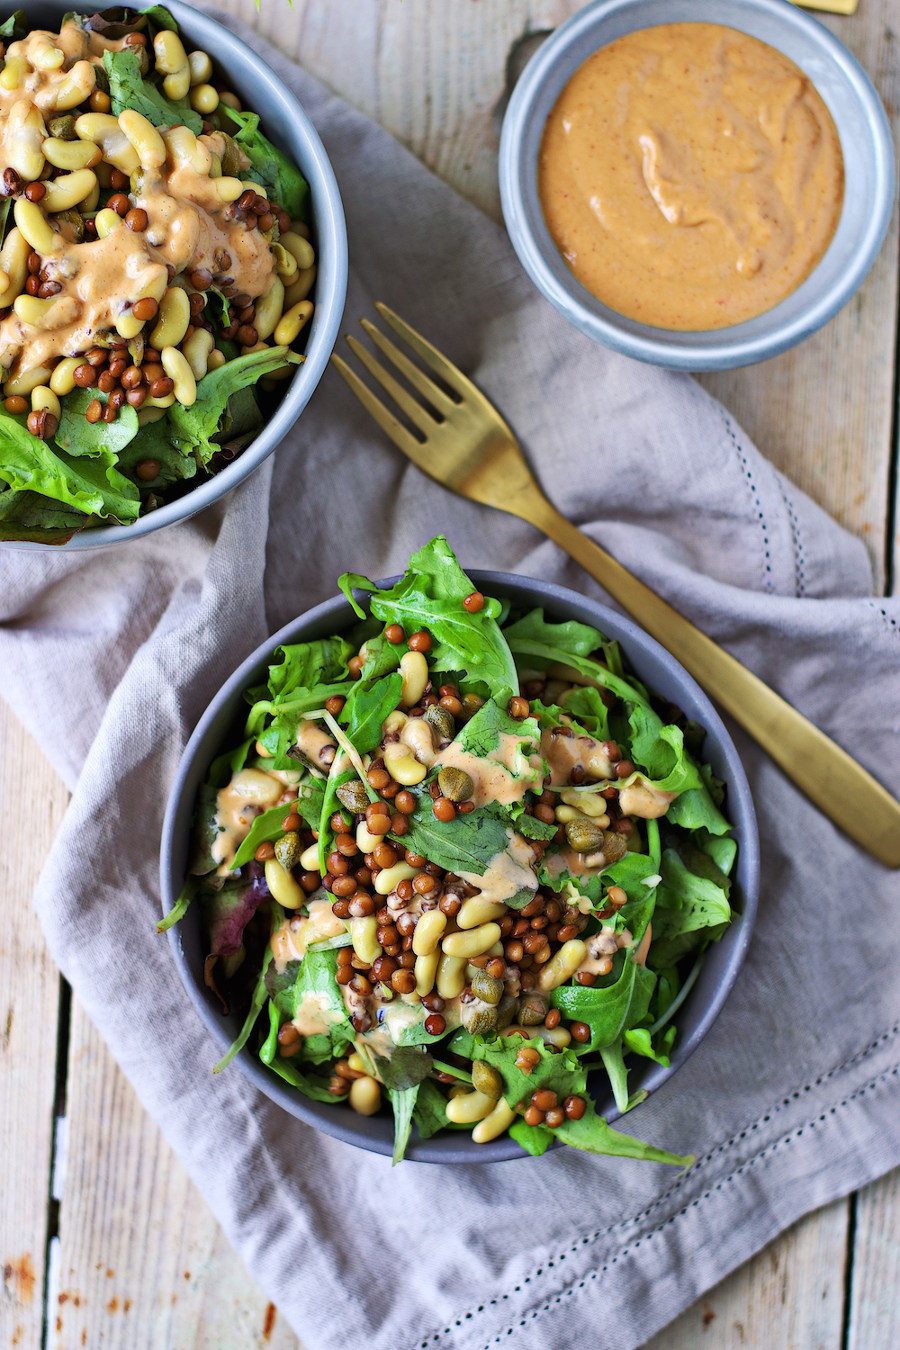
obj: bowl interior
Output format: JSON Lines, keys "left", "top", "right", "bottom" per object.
{"left": 161, "top": 572, "right": 760, "bottom": 1163}
{"left": 5, "top": 0, "right": 347, "bottom": 549}
{"left": 499, "top": 0, "right": 895, "bottom": 370}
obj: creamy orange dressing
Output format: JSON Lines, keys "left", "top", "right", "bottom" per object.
{"left": 539, "top": 23, "right": 844, "bottom": 330}
{"left": 458, "top": 829, "right": 538, "bottom": 905}
{"left": 271, "top": 900, "right": 347, "bottom": 971}
{"left": 436, "top": 733, "right": 544, "bottom": 807}
{"left": 292, "top": 991, "right": 344, "bottom": 1038}
{"left": 295, "top": 720, "right": 337, "bottom": 771}
{"left": 0, "top": 229, "right": 168, "bottom": 372}
{"left": 541, "top": 726, "right": 612, "bottom": 785}
{"left": 618, "top": 777, "right": 676, "bottom": 819}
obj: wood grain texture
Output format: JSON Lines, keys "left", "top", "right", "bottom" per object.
{"left": 51, "top": 1002, "right": 298, "bottom": 1350}
{"left": 847, "top": 1169, "right": 900, "bottom": 1349}
{"left": 0, "top": 704, "right": 67, "bottom": 1350}
{"left": 643, "top": 1200, "right": 852, "bottom": 1349}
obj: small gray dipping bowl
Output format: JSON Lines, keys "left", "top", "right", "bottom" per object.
{"left": 161, "top": 572, "right": 760, "bottom": 1163}
{"left": 6, "top": 0, "right": 347, "bottom": 550}
{"left": 499, "top": 0, "right": 896, "bottom": 370}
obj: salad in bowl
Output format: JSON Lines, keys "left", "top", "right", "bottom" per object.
{"left": 0, "top": 5, "right": 329, "bottom": 542}
{"left": 163, "top": 538, "right": 754, "bottom": 1163}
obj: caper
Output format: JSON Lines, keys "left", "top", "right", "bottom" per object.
{"left": 496, "top": 993, "right": 517, "bottom": 1031}
{"left": 470, "top": 969, "right": 503, "bottom": 1005}
{"left": 517, "top": 992, "right": 549, "bottom": 1026}
{"left": 56, "top": 209, "right": 85, "bottom": 242}
{"left": 564, "top": 816, "right": 606, "bottom": 853}
{"left": 437, "top": 765, "right": 474, "bottom": 803}
{"left": 220, "top": 132, "right": 243, "bottom": 178}
{"left": 460, "top": 998, "right": 499, "bottom": 1036}
{"left": 336, "top": 779, "right": 370, "bottom": 813}
{"left": 424, "top": 704, "right": 455, "bottom": 742}
{"left": 274, "top": 831, "right": 302, "bottom": 870}
{"left": 472, "top": 1061, "right": 503, "bottom": 1098}
{"left": 48, "top": 114, "right": 77, "bottom": 140}
{"left": 460, "top": 693, "right": 484, "bottom": 722}
{"left": 598, "top": 831, "right": 629, "bottom": 865}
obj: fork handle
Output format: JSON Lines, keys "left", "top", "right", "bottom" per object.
{"left": 532, "top": 501, "right": 900, "bottom": 868}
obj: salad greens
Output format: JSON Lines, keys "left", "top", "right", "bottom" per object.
{"left": 168, "top": 538, "right": 739, "bottom": 1163}
{"left": 0, "top": 6, "right": 313, "bottom": 543}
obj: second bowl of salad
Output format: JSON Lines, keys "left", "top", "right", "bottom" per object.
{"left": 161, "top": 537, "right": 759, "bottom": 1163}
{"left": 0, "top": 2, "right": 347, "bottom": 546}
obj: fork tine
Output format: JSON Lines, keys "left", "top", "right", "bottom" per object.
{"left": 360, "top": 318, "right": 456, "bottom": 416}
{"left": 330, "top": 353, "right": 425, "bottom": 461}
{"left": 375, "top": 302, "right": 471, "bottom": 397}
{"left": 345, "top": 335, "right": 438, "bottom": 435}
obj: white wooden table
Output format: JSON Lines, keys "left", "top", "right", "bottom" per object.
{"left": 1, "top": 2, "right": 898, "bottom": 1346}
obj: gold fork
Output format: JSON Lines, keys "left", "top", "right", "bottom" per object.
{"left": 332, "top": 303, "right": 900, "bottom": 868}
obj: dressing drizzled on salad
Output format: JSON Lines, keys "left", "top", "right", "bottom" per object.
{"left": 164, "top": 537, "right": 738, "bottom": 1163}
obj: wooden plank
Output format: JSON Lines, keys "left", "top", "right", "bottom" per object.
{"left": 0, "top": 705, "right": 67, "bottom": 1350}
{"left": 847, "top": 1169, "right": 900, "bottom": 1349}
{"left": 52, "top": 1002, "right": 299, "bottom": 1350}
{"left": 643, "top": 1199, "right": 851, "bottom": 1349}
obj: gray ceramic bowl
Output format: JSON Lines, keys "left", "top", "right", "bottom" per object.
{"left": 160, "top": 571, "right": 760, "bottom": 1163}
{"left": 499, "top": 0, "right": 895, "bottom": 371}
{"left": 6, "top": 0, "right": 347, "bottom": 550}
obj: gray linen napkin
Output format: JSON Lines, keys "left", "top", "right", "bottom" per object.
{"left": 2, "top": 17, "right": 898, "bottom": 1350}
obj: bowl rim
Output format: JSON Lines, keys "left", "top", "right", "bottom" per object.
{"left": 2, "top": 0, "right": 348, "bottom": 551}
{"left": 498, "top": 0, "right": 896, "bottom": 371}
{"left": 160, "top": 569, "right": 760, "bottom": 1163}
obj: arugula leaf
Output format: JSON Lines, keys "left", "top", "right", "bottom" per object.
{"left": 340, "top": 672, "right": 402, "bottom": 754}
{"left": 0, "top": 488, "right": 86, "bottom": 544}
{"left": 259, "top": 1007, "right": 337, "bottom": 1101}
{"left": 599, "top": 1039, "right": 631, "bottom": 1113}
{"left": 230, "top": 802, "right": 289, "bottom": 870}
{"left": 168, "top": 348, "right": 297, "bottom": 463}
{"left": 626, "top": 705, "right": 703, "bottom": 797}
{"left": 623, "top": 1027, "right": 671, "bottom": 1067}
{"left": 388, "top": 1085, "right": 419, "bottom": 1165}
{"left": 665, "top": 781, "right": 732, "bottom": 836}
{"left": 339, "top": 536, "right": 520, "bottom": 701}
{"left": 371, "top": 1045, "right": 434, "bottom": 1091}
{"left": 650, "top": 847, "right": 732, "bottom": 965}
{"left": 556, "top": 1101, "right": 692, "bottom": 1165}
{"left": 115, "top": 417, "right": 198, "bottom": 489}
{"left": 268, "top": 636, "right": 354, "bottom": 701}
{"left": 502, "top": 609, "right": 606, "bottom": 659}
{"left": 413, "top": 1080, "right": 451, "bottom": 1138}
{"left": 264, "top": 948, "right": 355, "bottom": 1059}
{"left": 558, "top": 685, "right": 610, "bottom": 740}
{"left": 0, "top": 410, "right": 140, "bottom": 524}
{"left": 504, "top": 620, "right": 652, "bottom": 709}
{"left": 156, "top": 878, "right": 196, "bottom": 934}
{"left": 222, "top": 105, "right": 309, "bottom": 219}
{"left": 453, "top": 1033, "right": 586, "bottom": 1109}
{"left": 103, "top": 48, "right": 202, "bottom": 132}
{"left": 551, "top": 960, "right": 656, "bottom": 1052}
{"left": 358, "top": 630, "right": 404, "bottom": 681}
{"left": 509, "top": 1118, "right": 555, "bottom": 1156}
{"left": 392, "top": 805, "right": 534, "bottom": 901}
{"left": 55, "top": 390, "right": 140, "bottom": 458}
{"left": 213, "top": 947, "right": 273, "bottom": 1073}
{"left": 453, "top": 698, "right": 540, "bottom": 762}
{"left": 0, "top": 10, "right": 25, "bottom": 38}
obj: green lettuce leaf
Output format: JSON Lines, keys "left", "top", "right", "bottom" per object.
{"left": 551, "top": 959, "right": 656, "bottom": 1052}
{"left": 388, "top": 1085, "right": 419, "bottom": 1165}
{"left": 222, "top": 105, "right": 309, "bottom": 219}
{"left": 103, "top": 47, "right": 202, "bottom": 132}
{"left": 0, "top": 410, "right": 140, "bottom": 524}
{"left": 264, "top": 948, "right": 355, "bottom": 1061}
{"left": 650, "top": 847, "right": 732, "bottom": 965}
{"left": 168, "top": 348, "right": 297, "bottom": 463}
{"left": 54, "top": 390, "right": 140, "bottom": 458}
{"left": 339, "top": 536, "right": 519, "bottom": 701}
{"left": 213, "top": 947, "right": 273, "bottom": 1073}
{"left": 340, "top": 672, "right": 403, "bottom": 754}
{"left": 556, "top": 1102, "right": 692, "bottom": 1166}
{"left": 413, "top": 1080, "right": 451, "bottom": 1138}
